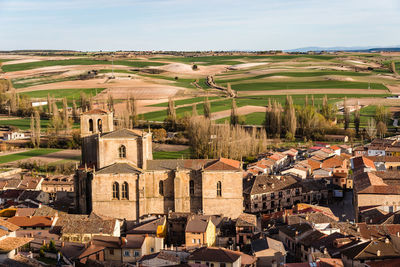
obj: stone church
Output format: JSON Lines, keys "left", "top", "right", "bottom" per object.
{"left": 75, "top": 109, "right": 244, "bottom": 220}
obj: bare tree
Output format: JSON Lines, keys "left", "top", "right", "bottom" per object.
{"left": 230, "top": 99, "right": 239, "bottom": 126}
{"left": 203, "top": 96, "right": 211, "bottom": 118}
{"left": 366, "top": 118, "right": 377, "bottom": 140}
{"left": 192, "top": 103, "right": 198, "bottom": 116}
{"left": 284, "top": 95, "right": 296, "bottom": 140}
{"left": 377, "top": 121, "right": 387, "bottom": 138}
{"left": 34, "top": 110, "right": 40, "bottom": 147}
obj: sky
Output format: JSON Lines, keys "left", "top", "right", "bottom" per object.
{"left": 0, "top": 0, "right": 400, "bottom": 51}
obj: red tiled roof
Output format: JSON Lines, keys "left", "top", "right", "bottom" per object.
{"left": 330, "top": 145, "right": 341, "bottom": 151}
{"left": 7, "top": 216, "right": 54, "bottom": 227}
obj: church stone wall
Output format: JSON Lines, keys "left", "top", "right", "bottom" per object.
{"left": 98, "top": 138, "right": 140, "bottom": 169}
{"left": 201, "top": 171, "right": 243, "bottom": 219}
{"left": 91, "top": 173, "right": 139, "bottom": 220}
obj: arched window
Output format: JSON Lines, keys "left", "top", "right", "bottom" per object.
{"left": 119, "top": 145, "right": 126, "bottom": 158}
{"left": 112, "top": 182, "right": 119, "bottom": 199}
{"left": 189, "top": 180, "right": 194, "bottom": 195}
{"left": 159, "top": 180, "right": 164, "bottom": 196}
{"left": 89, "top": 119, "right": 94, "bottom": 132}
{"left": 217, "top": 181, "right": 222, "bottom": 197}
{"left": 98, "top": 119, "right": 103, "bottom": 133}
{"left": 121, "top": 182, "right": 129, "bottom": 200}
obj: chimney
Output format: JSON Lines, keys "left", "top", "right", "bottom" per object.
{"left": 397, "top": 232, "right": 400, "bottom": 237}
{"left": 171, "top": 244, "right": 174, "bottom": 251}
{"left": 295, "top": 231, "right": 299, "bottom": 236}
{"left": 61, "top": 242, "right": 65, "bottom": 248}
{"left": 385, "top": 238, "right": 390, "bottom": 244}
{"left": 324, "top": 248, "right": 328, "bottom": 255}
{"left": 42, "top": 240, "right": 46, "bottom": 246}
{"left": 377, "top": 250, "right": 381, "bottom": 257}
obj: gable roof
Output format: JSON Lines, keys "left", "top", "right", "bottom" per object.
{"left": 83, "top": 109, "right": 110, "bottom": 115}
{"left": 96, "top": 162, "right": 143, "bottom": 174}
{"left": 278, "top": 223, "right": 313, "bottom": 238}
{"left": 246, "top": 175, "right": 299, "bottom": 195}
{"left": 235, "top": 213, "right": 257, "bottom": 228}
{"left": 188, "top": 247, "right": 241, "bottom": 263}
{"left": 101, "top": 128, "right": 144, "bottom": 139}
{"left": 127, "top": 217, "right": 165, "bottom": 234}
{"left": 185, "top": 216, "right": 212, "bottom": 233}
{"left": 7, "top": 216, "right": 53, "bottom": 228}
{"left": 146, "top": 158, "right": 241, "bottom": 172}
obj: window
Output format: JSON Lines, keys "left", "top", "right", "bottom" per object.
{"left": 121, "top": 182, "right": 129, "bottom": 200}
{"left": 217, "top": 181, "right": 222, "bottom": 197}
{"left": 112, "top": 182, "right": 119, "bottom": 199}
{"left": 124, "top": 250, "right": 130, "bottom": 257}
{"left": 119, "top": 145, "right": 126, "bottom": 158}
{"left": 159, "top": 180, "right": 164, "bottom": 196}
{"left": 220, "top": 263, "right": 226, "bottom": 267}
{"left": 97, "top": 119, "right": 103, "bottom": 133}
{"left": 89, "top": 119, "right": 93, "bottom": 132}
{"left": 192, "top": 239, "right": 196, "bottom": 244}
{"left": 109, "top": 249, "right": 114, "bottom": 255}
{"left": 189, "top": 180, "right": 194, "bottom": 195}
{"left": 150, "top": 248, "right": 154, "bottom": 253}
{"left": 198, "top": 239, "right": 201, "bottom": 244}
{"left": 278, "top": 191, "right": 283, "bottom": 198}
{"left": 271, "top": 192, "right": 275, "bottom": 199}
{"left": 96, "top": 253, "right": 100, "bottom": 260}
{"left": 134, "top": 251, "right": 139, "bottom": 257}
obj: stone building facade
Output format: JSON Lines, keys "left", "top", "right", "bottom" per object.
{"left": 75, "top": 110, "right": 243, "bottom": 221}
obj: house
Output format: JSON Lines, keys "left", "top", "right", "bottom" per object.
{"left": 17, "top": 190, "right": 49, "bottom": 205}
{"left": 126, "top": 216, "right": 166, "bottom": 238}
{"left": 3, "top": 131, "right": 25, "bottom": 141}
{"left": 251, "top": 237, "right": 286, "bottom": 266}
{"left": 297, "top": 229, "right": 326, "bottom": 262}
{"left": 76, "top": 234, "right": 161, "bottom": 264}
{"left": 367, "top": 145, "right": 386, "bottom": 156}
{"left": 277, "top": 223, "right": 313, "bottom": 259}
{"left": 313, "top": 168, "right": 333, "bottom": 179}
{"left": 339, "top": 145, "right": 352, "bottom": 155}
{"left": 42, "top": 175, "right": 74, "bottom": 201}
{"left": 137, "top": 250, "right": 182, "bottom": 266}
{"left": 351, "top": 157, "right": 376, "bottom": 175}
{"left": 243, "top": 175, "right": 302, "bottom": 214}
{"left": 341, "top": 238, "right": 400, "bottom": 267}
{"left": 185, "top": 215, "right": 216, "bottom": 248}
{"left": 281, "top": 166, "right": 309, "bottom": 179}
{"left": 330, "top": 145, "right": 341, "bottom": 156}
{"left": 7, "top": 216, "right": 57, "bottom": 230}
{"left": 0, "top": 219, "right": 33, "bottom": 262}
{"left": 187, "top": 247, "right": 256, "bottom": 267}
{"left": 353, "top": 146, "right": 367, "bottom": 157}
{"left": 353, "top": 171, "right": 400, "bottom": 221}
{"left": 235, "top": 213, "right": 257, "bottom": 246}
{"left": 54, "top": 213, "right": 120, "bottom": 243}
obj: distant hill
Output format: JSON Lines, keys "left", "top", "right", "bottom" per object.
{"left": 286, "top": 46, "right": 400, "bottom": 53}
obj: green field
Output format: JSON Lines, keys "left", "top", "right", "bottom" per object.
{"left": 12, "top": 76, "right": 80, "bottom": 89}
{"left": 20, "top": 88, "right": 105, "bottom": 101}
{"left": 0, "top": 118, "right": 79, "bottom": 130}
{"left": 153, "top": 149, "right": 191, "bottom": 159}
{"left": 231, "top": 81, "right": 388, "bottom": 91}
{"left": 142, "top": 94, "right": 390, "bottom": 122}
{"left": 0, "top": 149, "right": 62, "bottom": 164}
{"left": 2, "top": 58, "right": 166, "bottom": 72}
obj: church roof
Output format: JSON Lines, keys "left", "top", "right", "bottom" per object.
{"left": 96, "top": 163, "right": 143, "bottom": 174}
{"left": 83, "top": 109, "right": 110, "bottom": 115}
{"left": 100, "top": 128, "right": 145, "bottom": 139}
{"left": 146, "top": 158, "right": 241, "bottom": 171}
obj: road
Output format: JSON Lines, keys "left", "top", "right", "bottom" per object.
{"left": 328, "top": 191, "right": 355, "bottom": 222}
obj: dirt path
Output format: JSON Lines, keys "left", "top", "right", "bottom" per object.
{"left": 211, "top": 105, "right": 267, "bottom": 120}
{"left": 238, "top": 89, "right": 388, "bottom": 96}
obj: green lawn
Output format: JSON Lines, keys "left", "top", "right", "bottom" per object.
{"left": 0, "top": 118, "right": 79, "bottom": 131}
{"left": 231, "top": 81, "right": 388, "bottom": 91}
{"left": 20, "top": 88, "right": 105, "bottom": 101}
{"left": 2, "top": 58, "right": 166, "bottom": 72}
{"left": 0, "top": 149, "right": 62, "bottom": 164}
{"left": 153, "top": 149, "right": 191, "bottom": 159}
